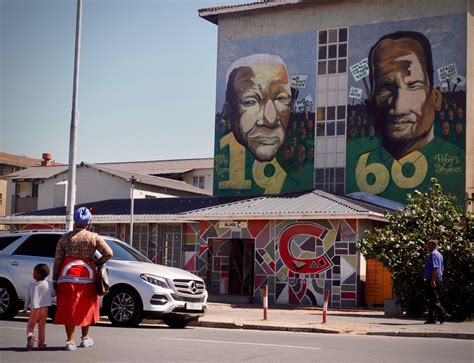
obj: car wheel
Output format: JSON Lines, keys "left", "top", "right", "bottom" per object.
{"left": 106, "top": 288, "right": 143, "bottom": 327}
{"left": 162, "top": 317, "right": 192, "bottom": 329}
{"left": 0, "top": 281, "right": 19, "bottom": 320}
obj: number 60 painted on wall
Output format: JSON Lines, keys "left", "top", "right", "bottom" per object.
{"left": 355, "top": 151, "right": 428, "bottom": 194}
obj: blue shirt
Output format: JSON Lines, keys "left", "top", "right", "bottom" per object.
{"left": 423, "top": 249, "right": 444, "bottom": 279}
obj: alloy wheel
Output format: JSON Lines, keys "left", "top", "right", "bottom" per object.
{"left": 110, "top": 292, "right": 135, "bottom": 322}
{"left": 0, "top": 288, "right": 10, "bottom": 314}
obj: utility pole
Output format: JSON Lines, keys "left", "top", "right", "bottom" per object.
{"left": 129, "top": 176, "right": 140, "bottom": 245}
{"left": 66, "top": 0, "right": 83, "bottom": 231}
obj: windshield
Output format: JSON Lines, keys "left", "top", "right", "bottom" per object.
{"left": 104, "top": 238, "right": 151, "bottom": 263}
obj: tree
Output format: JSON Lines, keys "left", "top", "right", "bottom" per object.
{"left": 357, "top": 178, "right": 474, "bottom": 319}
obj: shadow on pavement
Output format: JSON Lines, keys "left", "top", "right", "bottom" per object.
{"left": 0, "top": 346, "right": 65, "bottom": 352}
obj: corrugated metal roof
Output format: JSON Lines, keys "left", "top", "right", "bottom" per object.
{"left": 97, "top": 158, "right": 213, "bottom": 175}
{"left": 7, "top": 165, "right": 69, "bottom": 180}
{"left": 0, "top": 152, "right": 43, "bottom": 168}
{"left": 0, "top": 190, "right": 390, "bottom": 225}
{"left": 0, "top": 196, "right": 247, "bottom": 224}
{"left": 181, "top": 190, "right": 390, "bottom": 220}
{"left": 85, "top": 163, "right": 212, "bottom": 196}
{"left": 198, "top": 0, "right": 301, "bottom": 24}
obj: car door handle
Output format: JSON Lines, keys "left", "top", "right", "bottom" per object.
{"left": 10, "top": 261, "right": 19, "bottom": 266}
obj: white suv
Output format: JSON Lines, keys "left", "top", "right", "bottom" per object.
{"left": 0, "top": 231, "right": 207, "bottom": 328}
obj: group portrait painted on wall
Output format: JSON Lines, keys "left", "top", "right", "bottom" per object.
{"left": 207, "top": 13, "right": 468, "bottom": 307}
{"left": 214, "top": 14, "right": 467, "bottom": 205}
{"left": 214, "top": 32, "right": 316, "bottom": 196}
{"left": 345, "top": 14, "right": 466, "bottom": 204}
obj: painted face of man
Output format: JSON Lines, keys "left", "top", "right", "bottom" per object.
{"left": 295, "top": 144, "right": 306, "bottom": 164}
{"left": 371, "top": 38, "right": 441, "bottom": 147}
{"left": 447, "top": 109, "right": 455, "bottom": 121}
{"left": 441, "top": 121, "right": 450, "bottom": 137}
{"left": 227, "top": 63, "right": 292, "bottom": 162}
{"left": 455, "top": 122, "right": 463, "bottom": 135}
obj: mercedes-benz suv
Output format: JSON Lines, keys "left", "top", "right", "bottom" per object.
{"left": 0, "top": 231, "right": 207, "bottom": 328}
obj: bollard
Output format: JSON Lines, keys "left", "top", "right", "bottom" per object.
{"left": 263, "top": 284, "right": 268, "bottom": 320}
{"left": 322, "top": 289, "right": 329, "bottom": 324}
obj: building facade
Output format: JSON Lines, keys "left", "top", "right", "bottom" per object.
{"left": 0, "top": 191, "right": 392, "bottom": 307}
{"left": 0, "top": 152, "right": 46, "bottom": 227}
{"left": 5, "top": 159, "right": 213, "bottom": 216}
{"left": 201, "top": 0, "right": 473, "bottom": 211}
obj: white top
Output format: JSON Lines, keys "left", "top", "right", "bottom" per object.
{"left": 24, "top": 280, "right": 55, "bottom": 310}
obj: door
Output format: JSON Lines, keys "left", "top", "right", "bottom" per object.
{"left": 208, "top": 239, "right": 254, "bottom": 296}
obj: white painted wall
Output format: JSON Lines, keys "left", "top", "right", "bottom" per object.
{"left": 37, "top": 166, "right": 181, "bottom": 210}
{"left": 217, "top": 0, "right": 467, "bottom": 41}
{"left": 182, "top": 168, "right": 213, "bottom": 193}
{"left": 5, "top": 179, "right": 15, "bottom": 215}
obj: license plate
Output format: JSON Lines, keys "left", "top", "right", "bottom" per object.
{"left": 186, "top": 303, "right": 202, "bottom": 311}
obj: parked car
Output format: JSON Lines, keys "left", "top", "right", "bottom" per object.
{"left": 0, "top": 230, "right": 207, "bottom": 328}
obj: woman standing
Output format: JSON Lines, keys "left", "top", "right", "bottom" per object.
{"left": 53, "top": 207, "right": 113, "bottom": 351}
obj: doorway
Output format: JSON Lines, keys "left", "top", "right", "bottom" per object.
{"left": 207, "top": 239, "right": 254, "bottom": 296}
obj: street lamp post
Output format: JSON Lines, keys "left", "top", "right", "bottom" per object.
{"left": 129, "top": 176, "right": 140, "bottom": 245}
{"left": 65, "top": 0, "right": 83, "bottom": 231}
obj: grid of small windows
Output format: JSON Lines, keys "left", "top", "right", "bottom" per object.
{"left": 314, "top": 167, "right": 345, "bottom": 194}
{"left": 92, "top": 224, "right": 117, "bottom": 238}
{"left": 317, "top": 28, "right": 347, "bottom": 76}
{"left": 315, "top": 28, "right": 348, "bottom": 194}
{"left": 132, "top": 223, "right": 149, "bottom": 257}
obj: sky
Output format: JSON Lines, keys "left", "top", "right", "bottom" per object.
{"left": 0, "top": 0, "right": 250, "bottom": 163}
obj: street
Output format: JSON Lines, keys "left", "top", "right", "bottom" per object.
{"left": 0, "top": 319, "right": 472, "bottom": 362}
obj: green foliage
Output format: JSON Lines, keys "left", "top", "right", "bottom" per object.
{"left": 357, "top": 178, "right": 474, "bottom": 319}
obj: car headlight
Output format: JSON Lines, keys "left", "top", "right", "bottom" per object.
{"left": 140, "top": 274, "right": 170, "bottom": 289}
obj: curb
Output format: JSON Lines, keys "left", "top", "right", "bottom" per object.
{"left": 46, "top": 316, "right": 474, "bottom": 340}
{"left": 193, "top": 320, "right": 340, "bottom": 334}
{"left": 366, "top": 331, "right": 474, "bottom": 340}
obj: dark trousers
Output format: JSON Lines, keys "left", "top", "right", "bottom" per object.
{"left": 424, "top": 278, "right": 446, "bottom": 321}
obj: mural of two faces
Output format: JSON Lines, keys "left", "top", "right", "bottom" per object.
{"left": 214, "top": 14, "right": 466, "bottom": 204}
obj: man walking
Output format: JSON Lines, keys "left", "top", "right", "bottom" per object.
{"left": 423, "top": 239, "right": 449, "bottom": 324}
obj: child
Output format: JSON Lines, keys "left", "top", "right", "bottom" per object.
{"left": 24, "top": 264, "right": 55, "bottom": 350}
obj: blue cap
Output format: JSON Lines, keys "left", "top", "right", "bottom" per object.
{"left": 74, "top": 207, "right": 92, "bottom": 227}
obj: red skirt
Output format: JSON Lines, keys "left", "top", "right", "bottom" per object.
{"left": 54, "top": 257, "right": 99, "bottom": 326}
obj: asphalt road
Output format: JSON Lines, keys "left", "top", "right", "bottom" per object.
{"left": 1, "top": 319, "right": 472, "bottom": 363}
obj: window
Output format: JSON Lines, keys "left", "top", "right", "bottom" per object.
{"left": 0, "top": 236, "right": 20, "bottom": 251}
{"left": 13, "top": 234, "right": 61, "bottom": 258}
{"left": 315, "top": 27, "right": 348, "bottom": 194}
{"left": 104, "top": 238, "right": 150, "bottom": 262}
{"left": 315, "top": 167, "right": 345, "bottom": 194}
{"left": 0, "top": 165, "right": 4, "bottom": 176}
{"left": 91, "top": 224, "right": 116, "bottom": 238}
{"left": 162, "top": 224, "right": 182, "bottom": 268}
{"left": 17, "top": 182, "right": 33, "bottom": 197}
{"left": 192, "top": 176, "right": 205, "bottom": 189}
{"left": 0, "top": 192, "right": 3, "bottom": 206}
{"left": 132, "top": 224, "right": 149, "bottom": 257}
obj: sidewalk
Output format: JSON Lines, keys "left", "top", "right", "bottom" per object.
{"left": 179, "top": 303, "right": 474, "bottom": 340}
